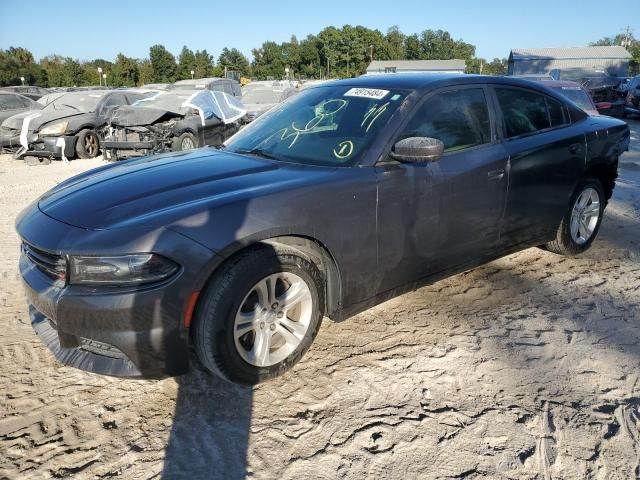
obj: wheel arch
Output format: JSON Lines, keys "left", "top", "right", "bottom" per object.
{"left": 584, "top": 159, "right": 618, "bottom": 201}
{"left": 194, "top": 234, "right": 343, "bottom": 324}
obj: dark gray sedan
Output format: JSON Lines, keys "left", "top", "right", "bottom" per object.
{"left": 16, "top": 75, "right": 630, "bottom": 384}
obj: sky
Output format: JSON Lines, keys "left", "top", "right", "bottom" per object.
{"left": 1, "top": 0, "right": 635, "bottom": 63}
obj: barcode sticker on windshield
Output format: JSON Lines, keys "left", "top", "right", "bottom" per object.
{"left": 344, "top": 88, "right": 389, "bottom": 100}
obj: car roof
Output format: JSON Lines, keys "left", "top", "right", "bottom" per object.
{"left": 529, "top": 80, "right": 585, "bottom": 89}
{"left": 312, "top": 73, "right": 563, "bottom": 93}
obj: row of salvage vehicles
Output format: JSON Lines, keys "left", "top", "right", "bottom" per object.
{"left": 0, "top": 78, "right": 298, "bottom": 162}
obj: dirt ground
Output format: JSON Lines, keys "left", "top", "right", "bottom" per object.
{"left": 1, "top": 120, "right": 639, "bottom": 480}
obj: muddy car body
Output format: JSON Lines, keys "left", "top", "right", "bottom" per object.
{"left": 3, "top": 90, "right": 150, "bottom": 160}
{"left": 102, "top": 90, "right": 246, "bottom": 160}
{"left": 16, "top": 74, "right": 630, "bottom": 384}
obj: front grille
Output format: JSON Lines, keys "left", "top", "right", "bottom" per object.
{"left": 23, "top": 242, "right": 67, "bottom": 281}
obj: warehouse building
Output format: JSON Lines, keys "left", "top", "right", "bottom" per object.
{"left": 365, "top": 59, "right": 466, "bottom": 75}
{"left": 507, "top": 46, "right": 632, "bottom": 76}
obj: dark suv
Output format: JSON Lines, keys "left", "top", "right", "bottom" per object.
{"left": 16, "top": 75, "right": 630, "bottom": 384}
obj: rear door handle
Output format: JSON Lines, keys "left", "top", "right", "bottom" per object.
{"left": 569, "top": 144, "right": 580, "bottom": 154}
{"left": 488, "top": 168, "right": 505, "bottom": 181}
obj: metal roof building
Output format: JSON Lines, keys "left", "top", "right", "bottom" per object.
{"left": 365, "top": 59, "right": 466, "bottom": 75}
{"left": 508, "top": 46, "right": 632, "bottom": 76}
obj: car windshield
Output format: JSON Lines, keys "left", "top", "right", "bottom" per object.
{"left": 225, "top": 85, "right": 406, "bottom": 166}
{"left": 554, "top": 87, "right": 596, "bottom": 111}
{"left": 45, "top": 92, "right": 104, "bottom": 113}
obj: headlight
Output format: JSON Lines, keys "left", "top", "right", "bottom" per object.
{"left": 39, "top": 121, "right": 68, "bottom": 136}
{"left": 69, "top": 254, "right": 179, "bottom": 286}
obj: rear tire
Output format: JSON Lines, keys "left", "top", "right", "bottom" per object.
{"left": 75, "top": 129, "right": 100, "bottom": 159}
{"left": 193, "top": 244, "right": 324, "bottom": 385}
{"left": 544, "top": 177, "right": 605, "bottom": 256}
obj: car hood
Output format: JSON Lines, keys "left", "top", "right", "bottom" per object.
{"left": 110, "top": 106, "right": 183, "bottom": 127}
{"left": 3, "top": 108, "right": 86, "bottom": 131}
{"left": 37, "top": 148, "right": 332, "bottom": 230}
{"left": 1, "top": 109, "right": 42, "bottom": 129}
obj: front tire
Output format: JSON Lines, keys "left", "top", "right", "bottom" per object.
{"left": 193, "top": 245, "right": 324, "bottom": 385}
{"left": 544, "top": 177, "right": 605, "bottom": 255}
{"left": 173, "top": 132, "right": 198, "bottom": 152}
{"left": 75, "top": 129, "right": 100, "bottom": 159}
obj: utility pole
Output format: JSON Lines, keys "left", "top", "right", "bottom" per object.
{"left": 369, "top": 45, "right": 374, "bottom": 63}
{"left": 620, "top": 26, "right": 633, "bottom": 49}
{"left": 480, "top": 59, "right": 483, "bottom": 75}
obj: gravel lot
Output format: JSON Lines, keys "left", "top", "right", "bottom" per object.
{"left": 1, "top": 120, "right": 639, "bottom": 480}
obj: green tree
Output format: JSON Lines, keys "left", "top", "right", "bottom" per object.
{"left": 0, "top": 47, "right": 46, "bottom": 86}
{"left": 194, "top": 49, "right": 215, "bottom": 78}
{"left": 111, "top": 54, "right": 139, "bottom": 86}
{"left": 138, "top": 59, "right": 153, "bottom": 85}
{"left": 591, "top": 32, "right": 640, "bottom": 75}
{"left": 383, "top": 26, "right": 406, "bottom": 60}
{"left": 419, "top": 29, "right": 475, "bottom": 60}
{"left": 217, "top": 48, "right": 251, "bottom": 76}
{"left": 405, "top": 34, "right": 422, "bottom": 60}
{"left": 252, "top": 41, "right": 285, "bottom": 79}
{"left": 177, "top": 46, "right": 196, "bottom": 80}
{"left": 149, "top": 44, "right": 177, "bottom": 83}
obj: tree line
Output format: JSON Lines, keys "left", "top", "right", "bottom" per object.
{"left": 0, "top": 25, "right": 637, "bottom": 87}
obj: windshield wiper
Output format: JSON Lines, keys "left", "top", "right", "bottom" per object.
{"left": 232, "top": 148, "right": 280, "bottom": 161}
{"left": 59, "top": 103, "right": 80, "bottom": 112}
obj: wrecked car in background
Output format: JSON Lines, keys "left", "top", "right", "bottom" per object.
{"left": 0, "top": 92, "right": 43, "bottom": 152}
{"left": 241, "top": 85, "right": 298, "bottom": 122}
{"left": 550, "top": 69, "right": 626, "bottom": 117}
{"left": 0, "top": 85, "right": 52, "bottom": 101}
{"left": 102, "top": 89, "right": 246, "bottom": 160}
{"left": 532, "top": 80, "right": 599, "bottom": 116}
{"left": 170, "top": 77, "right": 242, "bottom": 97}
{"left": 2, "top": 90, "right": 149, "bottom": 161}
{"left": 625, "top": 75, "right": 640, "bottom": 117}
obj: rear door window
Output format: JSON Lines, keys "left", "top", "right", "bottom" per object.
{"left": 400, "top": 88, "right": 492, "bottom": 153}
{"left": 495, "top": 88, "right": 550, "bottom": 137}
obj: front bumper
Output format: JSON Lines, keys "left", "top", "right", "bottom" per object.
{"left": 102, "top": 138, "right": 165, "bottom": 160}
{"left": 0, "top": 129, "right": 21, "bottom": 151}
{"left": 17, "top": 206, "right": 219, "bottom": 378}
{"left": 23, "top": 135, "right": 76, "bottom": 159}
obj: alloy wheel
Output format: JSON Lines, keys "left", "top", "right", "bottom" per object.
{"left": 181, "top": 137, "right": 195, "bottom": 150}
{"left": 84, "top": 132, "right": 98, "bottom": 157}
{"left": 233, "top": 272, "right": 313, "bottom": 367}
{"left": 570, "top": 187, "right": 600, "bottom": 245}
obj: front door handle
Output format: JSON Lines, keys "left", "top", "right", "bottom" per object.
{"left": 488, "top": 168, "right": 505, "bottom": 181}
{"left": 569, "top": 144, "right": 580, "bottom": 154}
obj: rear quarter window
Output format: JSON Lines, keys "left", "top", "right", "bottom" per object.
{"left": 546, "top": 97, "right": 570, "bottom": 127}
{"left": 495, "top": 88, "right": 550, "bottom": 138}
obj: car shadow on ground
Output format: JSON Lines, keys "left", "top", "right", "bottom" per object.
{"left": 162, "top": 360, "right": 252, "bottom": 479}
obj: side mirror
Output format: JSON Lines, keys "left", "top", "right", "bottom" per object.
{"left": 390, "top": 137, "right": 444, "bottom": 163}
